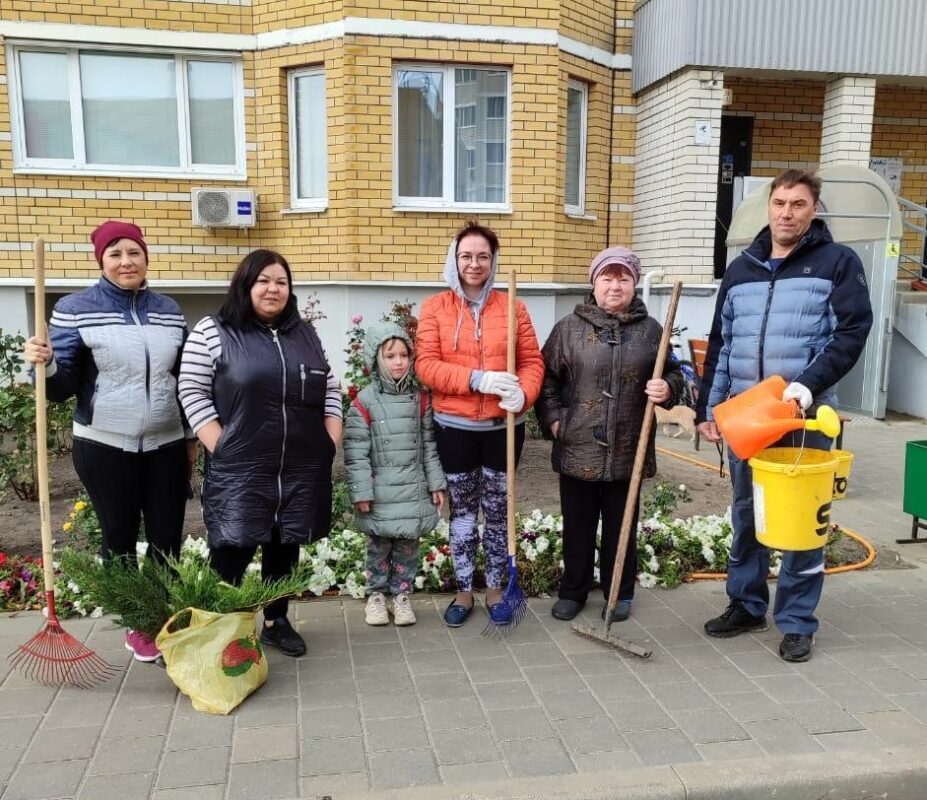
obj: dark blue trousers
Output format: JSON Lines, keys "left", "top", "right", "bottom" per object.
{"left": 726, "top": 431, "right": 832, "bottom": 636}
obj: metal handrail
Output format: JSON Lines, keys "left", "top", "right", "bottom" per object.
{"left": 897, "top": 196, "right": 927, "bottom": 281}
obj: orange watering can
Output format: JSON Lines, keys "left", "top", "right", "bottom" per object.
{"left": 713, "top": 375, "right": 842, "bottom": 460}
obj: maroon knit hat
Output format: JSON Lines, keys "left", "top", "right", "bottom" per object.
{"left": 91, "top": 220, "right": 149, "bottom": 266}
{"left": 588, "top": 245, "right": 641, "bottom": 286}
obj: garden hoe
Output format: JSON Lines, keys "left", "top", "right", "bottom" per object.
{"left": 572, "top": 281, "right": 683, "bottom": 658}
{"left": 482, "top": 268, "right": 528, "bottom": 637}
{"left": 8, "top": 237, "right": 117, "bottom": 688}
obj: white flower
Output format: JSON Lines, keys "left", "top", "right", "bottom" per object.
{"left": 701, "top": 545, "right": 715, "bottom": 563}
{"left": 308, "top": 572, "right": 332, "bottom": 596}
{"left": 90, "top": 606, "right": 104, "bottom": 619}
{"left": 414, "top": 576, "right": 425, "bottom": 590}
{"left": 535, "top": 537, "right": 550, "bottom": 554}
{"left": 343, "top": 571, "right": 366, "bottom": 599}
{"left": 67, "top": 580, "right": 81, "bottom": 594}
{"left": 136, "top": 541, "right": 149, "bottom": 558}
{"left": 679, "top": 484, "right": 686, "bottom": 492}
{"left": 638, "top": 572, "right": 658, "bottom": 589}
{"left": 245, "top": 562, "right": 261, "bottom": 574}
{"left": 434, "top": 552, "right": 446, "bottom": 567}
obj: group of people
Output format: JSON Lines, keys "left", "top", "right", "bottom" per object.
{"left": 24, "top": 168, "right": 872, "bottom": 666}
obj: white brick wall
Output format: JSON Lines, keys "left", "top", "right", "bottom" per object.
{"left": 633, "top": 69, "right": 723, "bottom": 282}
{"left": 820, "top": 76, "right": 876, "bottom": 168}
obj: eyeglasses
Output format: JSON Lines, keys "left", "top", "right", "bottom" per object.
{"left": 456, "top": 253, "right": 492, "bottom": 266}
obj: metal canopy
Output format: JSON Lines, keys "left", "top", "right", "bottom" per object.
{"left": 725, "top": 165, "right": 901, "bottom": 419}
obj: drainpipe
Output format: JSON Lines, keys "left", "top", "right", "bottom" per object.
{"left": 642, "top": 268, "right": 664, "bottom": 309}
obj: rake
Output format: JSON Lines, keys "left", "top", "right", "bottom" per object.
{"left": 572, "top": 281, "right": 683, "bottom": 658}
{"left": 483, "top": 267, "right": 528, "bottom": 637}
{"left": 8, "top": 237, "right": 118, "bottom": 688}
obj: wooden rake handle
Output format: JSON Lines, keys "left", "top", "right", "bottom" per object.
{"left": 506, "top": 268, "right": 517, "bottom": 558}
{"left": 604, "top": 282, "right": 683, "bottom": 625}
{"left": 33, "top": 237, "right": 56, "bottom": 598}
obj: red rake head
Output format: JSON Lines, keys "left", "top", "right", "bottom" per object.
{"left": 8, "top": 619, "right": 119, "bottom": 690}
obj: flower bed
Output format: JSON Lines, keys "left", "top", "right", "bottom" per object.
{"left": 4, "top": 481, "right": 870, "bottom": 618}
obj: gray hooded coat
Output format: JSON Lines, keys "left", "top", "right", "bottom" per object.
{"left": 343, "top": 321, "right": 447, "bottom": 539}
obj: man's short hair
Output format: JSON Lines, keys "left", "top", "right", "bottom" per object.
{"left": 769, "top": 169, "right": 821, "bottom": 204}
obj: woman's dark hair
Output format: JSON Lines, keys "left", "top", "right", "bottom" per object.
{"left": 455, "top": 220, "right": 499, "bottom": 256}
{"left": 218, "top": 248, "right": 297, "bottom": 328}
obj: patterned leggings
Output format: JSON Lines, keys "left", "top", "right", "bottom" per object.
{"left": 366, "top": 535, "right": 420, "bottom": 595}
{"left": 445, "top": 467, "right": 509, "bottom": 590}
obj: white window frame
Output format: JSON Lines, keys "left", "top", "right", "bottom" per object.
{"left": 286, "top": 66, "right": 328, "bottom": 213}
{"left": 565, "top": 79, "right": 589, "bottom": 217}
{"left": 392, "top": 63, "right": 512, "bottom": 213}
{"left": 6, "top": 41, "right": 246, "bottom": 180}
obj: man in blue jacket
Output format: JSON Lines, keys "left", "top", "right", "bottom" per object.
{"left": 696, "top": 169, "right": 873, "bottom": 662}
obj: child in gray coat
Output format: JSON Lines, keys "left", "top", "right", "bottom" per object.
{"left": 344, "top": 321, "right": 447, "bottom": 626}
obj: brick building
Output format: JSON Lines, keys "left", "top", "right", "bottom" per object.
{"left": 1, "top": 0, "right": 926, "bottom": 413}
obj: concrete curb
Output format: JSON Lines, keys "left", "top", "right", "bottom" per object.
{"left": 295, "top": 745, "right": 927, "bottom": 800}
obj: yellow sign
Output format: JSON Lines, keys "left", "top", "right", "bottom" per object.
{"left": 887, "top": 241, "right": 901, "bottom": 257}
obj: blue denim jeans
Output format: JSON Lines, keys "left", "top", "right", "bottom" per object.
{"left": 726, "top": 430, "right": 831, "bottom": 636}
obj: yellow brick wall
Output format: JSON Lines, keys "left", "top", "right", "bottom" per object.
{"left": 554, "top": 54, "right": 613, "bottom": 282}
{"left": 2, "top": 0, "right": 250, "bottom": 34}
{"left": 560, "top": 0, "right": 612, "bottom": 51}
{"left": 252, "top": 0, "right": 340, "bottom": 36}
{"left": 724, "top": 77, "right": 823, "bottom": 176}
{"left": 0, "top": 41, "right": 259, "bottom": 281}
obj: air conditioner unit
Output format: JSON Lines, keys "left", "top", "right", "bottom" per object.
{"left": 192, "top": 188, "right": 257, "bottom": 228}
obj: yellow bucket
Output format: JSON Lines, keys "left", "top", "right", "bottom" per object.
{"left": 831, "top": 450, "right": 854, "bottom": 500}
{"left": 749, "top": 447, "right": 838, "bottom": 551}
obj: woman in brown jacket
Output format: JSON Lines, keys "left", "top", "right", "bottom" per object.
{"left": 416, "top": 221, "right": 545, "bottom": 628}
{"left": 536, "top": 246, "right": 683, "bottom": 623}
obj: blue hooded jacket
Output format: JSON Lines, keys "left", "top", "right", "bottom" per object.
{"left": 696, "top": 218, "right": 873, "bottom": 423}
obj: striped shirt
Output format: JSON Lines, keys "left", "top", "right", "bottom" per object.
{"left": 179, "top": 316, "right": 343, "bottom": 434}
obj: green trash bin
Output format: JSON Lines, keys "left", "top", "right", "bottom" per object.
{"left": 900, "top": 440, "right": 927, "bottom": 543}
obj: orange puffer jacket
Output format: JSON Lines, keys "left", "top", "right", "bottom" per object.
{"left": 415, "top": 289, "right": 545, "bottom": 421}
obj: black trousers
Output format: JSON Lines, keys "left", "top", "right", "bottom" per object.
{"left": 72, "top": 437, "right": 187, "bottom": 565}
{"left": 558, "top": 474, "right": 639, "bottom": 604}
{"left": 209, "top": 527, "right": 300, "bottom": 621}
{"left": 433, "top": 422, "right": 526, "bottom": 473}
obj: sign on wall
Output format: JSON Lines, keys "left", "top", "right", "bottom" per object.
{"left": 870, "top": 157, "right": 903, "bottom": 195}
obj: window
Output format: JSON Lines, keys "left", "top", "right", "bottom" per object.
{"left": 455, "top": 105, "right": 476, "bottom": 128}
{"left": 394, "top": 64, "right": 510, "bottom": 210}
{"left": 9, "top": 44, "right": 245, "bottom": 178}
{"left": 565, "top": 80, "right": 588, "bottom": 215}
{"left": 288, "top": 67, "right": 328, "bottom": 210}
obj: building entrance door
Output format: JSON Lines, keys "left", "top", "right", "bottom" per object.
{"left": 714, "top": 116, "right": 753, "bottom": 278}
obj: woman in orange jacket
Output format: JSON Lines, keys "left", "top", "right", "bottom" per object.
{"left": 416, "top": 221, "right": 545, "bottom": 628}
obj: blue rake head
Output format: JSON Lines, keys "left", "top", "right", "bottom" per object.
{"left": 481, "top": 558, "right": 528, "bottom": 638}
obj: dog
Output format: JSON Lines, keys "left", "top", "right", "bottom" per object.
{"left": 655, "top": 404, "right": 697, "bottom": 442}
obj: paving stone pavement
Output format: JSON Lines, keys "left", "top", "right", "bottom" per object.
{"left": 1, "top": 416, "right": 926, "bottom": 799}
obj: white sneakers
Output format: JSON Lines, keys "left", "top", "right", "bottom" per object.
{"left": 365, "top": 593, "right": 390, "bottom": 626}
{"left": 392, "top": 593, "right": 417, "bottom": 627}
{"left": 365, "top": 592, "right": 416, "bottom": 626}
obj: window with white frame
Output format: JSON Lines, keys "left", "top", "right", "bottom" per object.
{"left": 9, "top": 44, "right": 245, "bottom": 177}
{"left": 288, "top": 67, "right": 328, "bottom": 209}
{"left": 394, "top": 65, "right": 510, "bottom": 210}
{"left": 565, "top": 80, "right": 588, "bottom": 215}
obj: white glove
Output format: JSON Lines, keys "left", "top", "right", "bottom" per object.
{"left": 478, "top": 371, "right": 520, "bottom": 397}
{"left": 783, "top": 382, "right": 813, "bottom": 411}
{"left": 498, "top": 387, "right": 526, "bottom": 414}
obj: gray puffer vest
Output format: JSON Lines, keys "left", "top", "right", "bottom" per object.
{"left": 536, "top": 296, "right": 683, "bottom": 482}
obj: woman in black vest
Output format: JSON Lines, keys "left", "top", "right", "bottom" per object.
{"left": 179, "top": 249, "right": 343, "bottom": 656}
